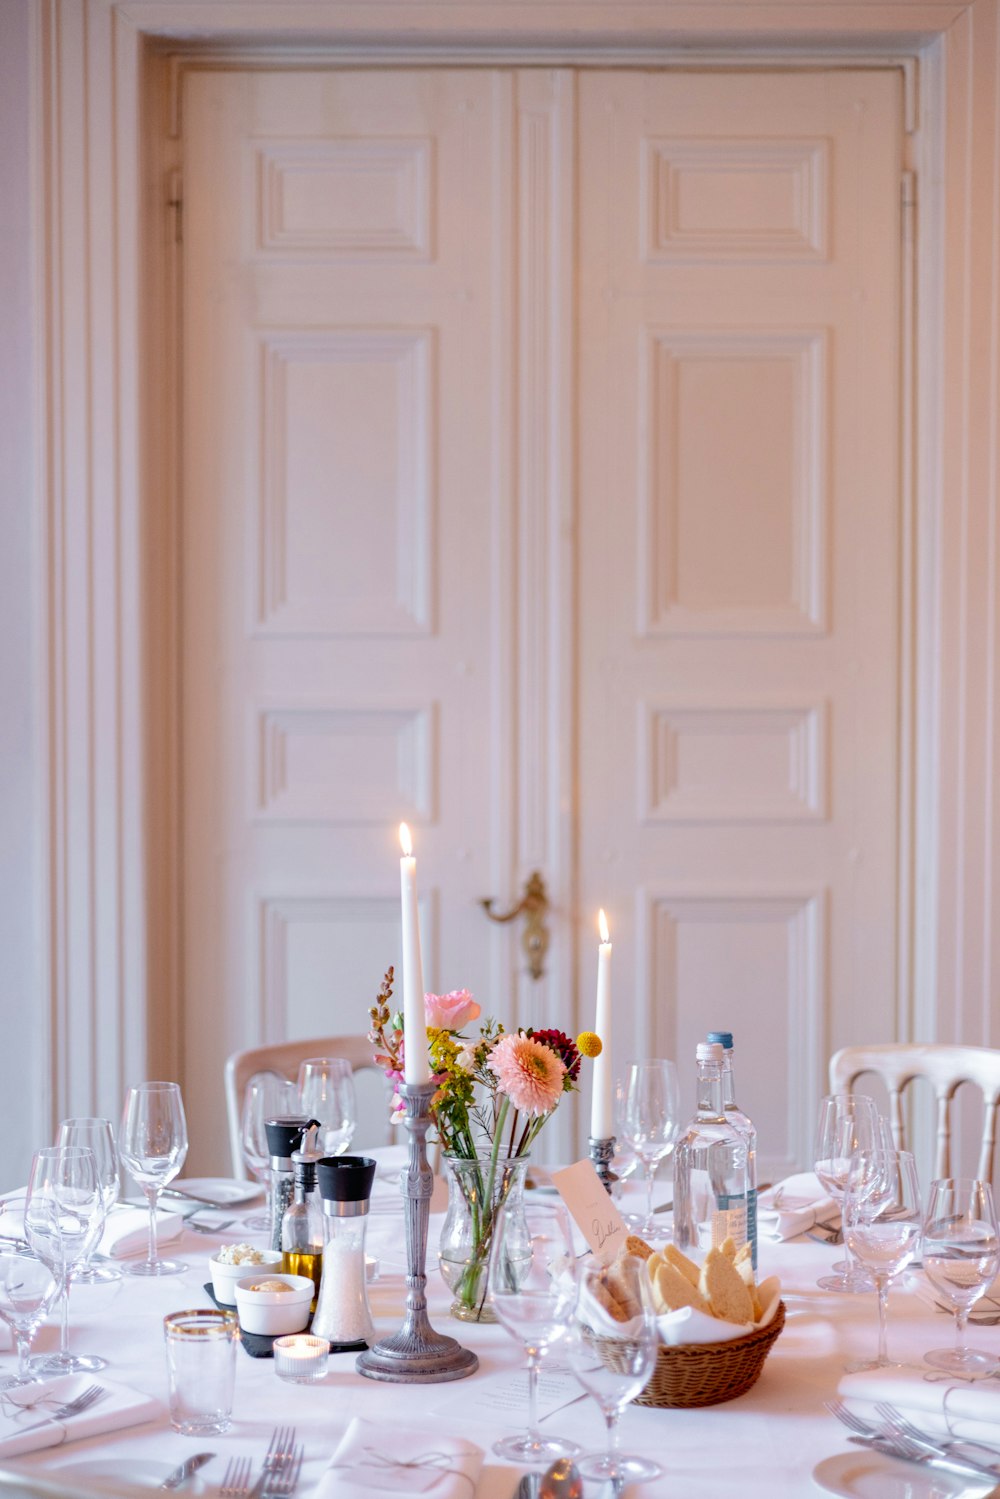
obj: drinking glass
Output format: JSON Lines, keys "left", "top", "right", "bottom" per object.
{"left": 297, "top": 1058, "right": 357, "bottom": 1158}
{"left": 844, "top": 1148, "right": 922, "bottom": 1369}
{"left": 922, "top": 1177, "right": 1000, "bottom": 1376}
{"left": 119, "top": 1081, "right": 189, "bottom": 1276}
{"left": 241, "top": 1072, "right": 300, "bottom": 1231}
{"left": 24, "top": 1145, "right": 106, "bottom": 1373}
{"left": 813, "top": 1093, "right": 880, "bottom": 1292}
{"left": 0, "top": 1248, "right": 60, "bottom": 1387}
{"left": 163, "top": 1308, "right": 239, "bottom": 1434}
{"left": 56, "top": 1118, "right": 121, "bottom": 1284}
{"left": 618, "top": 1060, "right": 681, "bottom": 1238}
{"left": 488, "top": 1200, "right": 579, "bottom": 1464}
{"left": 566, "top": 1255, "right": 662, "bottom": 1483}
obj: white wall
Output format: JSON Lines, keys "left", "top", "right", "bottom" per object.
{"left": 0, "top": 0, "right": 42, "bottom": 1189}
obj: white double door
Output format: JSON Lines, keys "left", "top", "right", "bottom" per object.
{"left": 180, "top": 65, "right": 903, "bottom": 1176}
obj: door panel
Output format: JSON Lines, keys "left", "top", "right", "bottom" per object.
{"left": 576, "top": 70, "right": 902, "bottom": 1179}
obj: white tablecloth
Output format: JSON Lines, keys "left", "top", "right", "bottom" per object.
{"left": 1, "top": 1167, "right": 996, "bottom": 1498}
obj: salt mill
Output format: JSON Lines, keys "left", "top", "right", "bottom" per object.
{"left": 311, "top": 1155, "right": 377, "bottom": 1350}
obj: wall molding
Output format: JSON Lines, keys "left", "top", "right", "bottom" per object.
{"left": 33, "top": 0, "right": 1000, "bottom": 1137}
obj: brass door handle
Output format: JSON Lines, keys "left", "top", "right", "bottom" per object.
{"left": 480, "top": 871, "right": 550, "bottom": 981}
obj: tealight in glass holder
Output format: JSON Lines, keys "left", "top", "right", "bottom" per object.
{"left": 273, "top": 1333, "right": 330, "bottom": 1383}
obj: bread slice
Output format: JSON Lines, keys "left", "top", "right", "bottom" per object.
{"left": 653, "top": 1259, "right": 712, "bottom": 1317}
{"left": 624, "top": 1234, "right": 654, "bottom": 1261}
{"left": 699, "top": 1247, "right": 755, "bottom": 1324}
{"left": 662, "top": 1242, "right": 701, "bottom": 1288}
{"left": 733, "top": 1243, "right": 762, "bottom": 1319}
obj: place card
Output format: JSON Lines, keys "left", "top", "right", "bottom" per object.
{"left": 550, "top": 1159, "right": 628, "bottom": 1265}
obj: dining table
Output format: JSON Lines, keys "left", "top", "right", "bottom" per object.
{"left": 1, "top": 1157, "right": 998, "bottom": 1499}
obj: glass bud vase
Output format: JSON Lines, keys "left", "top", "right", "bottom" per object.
{"left": 438, "top": 1154, "right": 530, "bottom": 1322}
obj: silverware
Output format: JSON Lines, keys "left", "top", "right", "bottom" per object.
{"left": 874, "top": 1402, "right": 1000, "bottom": 1473}
{"left": 158, "top": 1451, "right": 215, "bottom": 1489}
{"left": 515, "top": 1475, "right": 539, "bottom": 1499}
{"left": 161, "top": 1186, "right": 234, "bottom": 1208}
{"left": 250, "top": 1426, "right": 299, "bottom": 1498}
{"left": 847, "top": 1433, "right": 1000, "bottom": 1484}
{"left": 11, "top": 1382, "right": 107, "bottom": 1437}
{"left": 188, "top": 1217, "right": 238, "bottom": 1234}
{"left": 829, "top": 1396, "right": 1000, "bottom": 1480}
{"left": 219, "top": 1456, "right": 253, "bottom": 1497}
{"left": 537, "top": 1458, "right": 583, "bottom": 1499}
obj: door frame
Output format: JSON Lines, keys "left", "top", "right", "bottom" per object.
{"left": 32, "top": 0, "right": 999, "bottom": 1137}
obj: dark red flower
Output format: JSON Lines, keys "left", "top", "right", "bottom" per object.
{"left": 527, "top": 1028, "right": 581, "bottom": 1082}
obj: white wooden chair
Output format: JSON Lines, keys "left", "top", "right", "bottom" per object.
{"left": 224, "top": 1034, "right": 389, "bottom": 1179}
{"left": 829, "top": 1043, "right": 1000, "bottom": 1181}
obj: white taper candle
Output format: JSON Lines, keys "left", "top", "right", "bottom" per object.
{"left": 591, "top": 908, "right": 614, "bottom": 1138}
{"left": 399, "top": 822, "right": 430, "bottom": 1085}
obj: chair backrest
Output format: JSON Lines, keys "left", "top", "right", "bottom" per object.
{"left": 225, "top": 1034, "right": 384, "bottom": 1178}
{"left": 829, "top": 1043, "right": 1000, "bottom": 1182}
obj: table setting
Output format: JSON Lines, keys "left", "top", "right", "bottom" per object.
{"left": 2, "top": 826, "right": 1000, "bottom": 1498}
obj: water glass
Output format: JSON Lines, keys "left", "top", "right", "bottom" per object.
{"left": 163, "top": 1308, "right": 239, "bottom": 1434}
{"left": 297, "top": 1058, "right": 357, "bottom": 1158}
{"left": 0, "top": 1248, "right": 60, "bottom": 1387}
{"left": 844, "top": 1148, "right": 922, "bottom": 1369}
{"left": 922, "top": 1177, "right": 1000, "bottom": 1376}
{"left": 56, "top": 1118, "right": 121, "bottom": 1284}
{"left": 24, "top": 1144, "right": 106, "bottom": 1374}
{"left": 813, "top": 1093, "right": 880, "bottom": 1292}
{"left": 566, "top": 1255, "right": 662, "bottom": 1483}
{"left": 119, "top": 1081, "right": 189, "bottom": 1276}
{"left": 618, "top": 1060, "right": 680, "bottom": 1238}
{"left": 488, "top": 1201, "right": 579, "bottom": 1464}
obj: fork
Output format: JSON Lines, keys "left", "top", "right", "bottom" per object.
{"left": 825, "top": 1398, "right": 879, "bottom": 1438}
{"left": 257, "top": 1445, "right": 304, "bottom": 1497}
{"left": 188, "top": 1217, "right": 237, "bottom": 1234}
{"left": 250, "top": 1427, "right": 298, "bottom": 1498}
{"left": 873, "top": 1401, "right": 1000, "bottom": 1470}
{"left": 11, "top": 1382, "right": 106, "bottom": 1437}
{"left": 847, "top": 1431, "right": 1000, "bottom": 1484}
{"left": 219, "top": 1456, "right": 253, "bottom": 1496}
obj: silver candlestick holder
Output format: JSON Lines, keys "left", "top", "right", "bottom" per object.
{"left": 589, "top": 1135, "right": 618, "bottom": 1194}
{"left": 356, "top": 1079, "right": 479, "bottom": 1383}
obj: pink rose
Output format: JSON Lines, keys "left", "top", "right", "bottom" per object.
{"left": 424, "top": 989, "right": 481, "bottom": 1031}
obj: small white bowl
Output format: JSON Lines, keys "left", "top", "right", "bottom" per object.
{"left": 234, "top": 1274, "right": 313, "bottom": 1336}
{"left": 209, "top": 1249, "right": 282, "bottom": 1306}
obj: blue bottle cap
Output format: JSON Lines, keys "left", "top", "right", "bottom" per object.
{"left": 706, "top": 1030, "right": 734, "bottom": 1050}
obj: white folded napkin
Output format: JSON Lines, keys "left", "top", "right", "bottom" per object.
{"left": 0, "top": 1375, "right": 162, "bottom": 1458}
{"left": 314, "top": 1416, "right": 483, "bottom": 1498}
{"left": 838, "top": 1366, "right": 1000, "bottom": 1443}
{"left": 0, "top": 1197, "right": 183, "bottom": 1260}
{"left": 656, "top": 1275, "right": 782, "bottom": 1346}
{"left": 758, "top": 1173, "right": 839, "bottom": 1241}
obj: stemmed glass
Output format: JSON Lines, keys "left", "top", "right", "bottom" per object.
{"left": 0, "top": 1248, "right": 60, "bottom": 1387}
{"left": 488, "top": 1200, "right": 580, "bottom": 1465}
{"left": 813, "top": 1093, "right": 880, "bottom": 1292}
{"left": 618, "top": 1060, "right": 680, "bottom": 1238}
{"left": 565, "top": 1254, "right": 662, "bottom": 1483}
{"left": 297, "top": 1058, "right": 356, "bottom": 1158}
{"left": 56, "top": 1118, "right": 121, "bottom": 1284}
{"left": 24, "top": 1145, "right": 107, "bottom": 1374}
{"left": 119, "top": 1081, "right": 189, "bottom": 1276}
{"left": 922, "top": 1177, "right": 1000, "bottom": 1376}
{"left": 241, "top": 1072, "right": 300, "bottom": 1231}
{"left": 844, "top": 1148, "right": 922, "bottom": 1370}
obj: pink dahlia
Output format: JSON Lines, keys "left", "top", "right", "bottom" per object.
{"left": 489, "top": 1032, "right": 566, "bottom": 1116}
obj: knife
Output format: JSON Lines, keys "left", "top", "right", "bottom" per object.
{"left": 160, "top": 1186, "right": 233, "bottom": 1208}
{"left": 514, "top": 1475, "right": 539, "bottom": 1499}
{"left": 158, "top": 1451, "right": 215, "bottom": 1490}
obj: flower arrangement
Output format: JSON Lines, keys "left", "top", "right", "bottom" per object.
{"left": 367, "top": 966, "right": 600, "bottom": 1320}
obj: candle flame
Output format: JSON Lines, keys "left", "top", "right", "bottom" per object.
{"left": 598, "top": 908, "right": 610, "bottom": 944}
{"left": 399, "top": 822, "right": 413, "bottom": 857}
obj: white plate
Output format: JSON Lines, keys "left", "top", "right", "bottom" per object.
{"left": 40, "top": 1457, "right": 209, "bottom": 1495}
{"left": 813, "top": 1451, "right": 997, "bottom": 1499}
{"left": 172, "top": 1178, "right": 262, "bottom": 1206}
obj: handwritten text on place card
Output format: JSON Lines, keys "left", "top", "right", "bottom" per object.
{"left": 551, "top": 1159, "right": 628, "bottom": 1265}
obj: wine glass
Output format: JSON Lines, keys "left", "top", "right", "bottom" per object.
{"left": 297, "top": 1058, "right": 357, "bottom": 1158}
{"left": 24, "top": 1145, "right": 107, "bottom": 1373}
{"left": 56, "top": 1118, "right": 121, "bottom": 1284}
{"left": 922, "top": 1177, "right": 1000, "bottom": 1376}
{"left": 241, "top": 1072, "right": 300, "bottom": 1231}
{"left": 0, "top": 1248, "right": 60, "bottom": 1387}
{"left": 813, "top": 1093, "right": 880, "bottom": 1292}
{"left": 618, "top": 1060, "right": 680, "bottom": 1238}
{"left": 844, "top": 1148, "right": 922, "bottom": 1369}
{"left": 565, "top": 1254, "right": 662, "bottom": 1483}
{"left": 119, "top": 1081, "right": 189, "bottom": 1276}
{"left": 488, "top": 1200, "right": 580, "bottom": 1464}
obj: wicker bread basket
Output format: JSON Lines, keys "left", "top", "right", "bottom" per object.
{"left": 600, "top": 1300, "right": 786, "bottom": 1409}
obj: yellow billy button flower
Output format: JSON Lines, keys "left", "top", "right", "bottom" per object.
{"left": 577, "top": 1031, "right": 602, "bottom": 1058}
